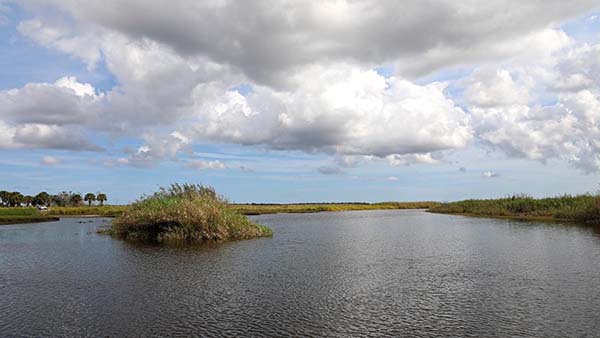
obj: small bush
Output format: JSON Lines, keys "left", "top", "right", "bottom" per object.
{"left": 110, "top": 184, "right": 272, "bottom": 243}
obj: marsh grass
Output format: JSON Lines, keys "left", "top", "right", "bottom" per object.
{"left": 110, "top": 184, "right": 272, "bottom": 243}
{"left": 232, "top": 201, "right": 439, "bottom": 215}
{"left": 430, "top": 194, "right": 600, "bottom": 223}
{"left": 48, "top": 205, "right": 127, "bottom": 217}
{"left": 0, "top": 207, "right": 58, "bottom": 225}
{"left": 40, "top": 201, "right": 437, "bottom": 217}
{"left": 0, "top": 207, "right": 39, "bottom": 216}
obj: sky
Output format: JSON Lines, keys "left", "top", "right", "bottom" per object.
{"left": 1, "top": 1, "right": 600, "bottom": 204}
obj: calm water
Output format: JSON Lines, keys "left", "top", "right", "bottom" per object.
{"left": 1, "top": 210, "right": 600, "bottom": 337}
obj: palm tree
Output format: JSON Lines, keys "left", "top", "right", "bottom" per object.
{"left": 84, "top": 193, "right": 96, "bottom": 207}
{"left": 34, "top": 192, "right": 51, "bottom": 207}
{"left": 9, "top": 192, "right": 24, "bottom": 207}
{"left": 23, "top": 195, "right": 33, "bottom": 206}
{"left": 97, "top": 193, "right": 107, "bottom": 206}
{"left": 70, "top": 193, "right": 83, "bottom": 206}
{"left": 0, "top": 190, "right": 9, "bottom": 207}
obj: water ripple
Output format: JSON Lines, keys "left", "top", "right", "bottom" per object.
{"left": 1, "top": 212, "right": 600, "bottom": 337}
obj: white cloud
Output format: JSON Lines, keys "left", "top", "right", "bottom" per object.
{"left": 0, "top": 76, "right": 101, "bottom": 126}
{"left": 41, "top": 155, "right": 60, "bottom": 166}
{"left": 0, "top": 121, "right": 101, "bottom": 151}
{"left": 4, "top": 1, "right": 600, "bottom": 174}
{"left": 24, "top": 0, "right": 598, "bottom": 84}
{"left": 191, "top": 65, "right": 471, "bottom": 158}
{"left": 387, "top": 153, "right": 442, "bottom": 167}
{"left": 124, "top": 131, "right": 192, "bottom": 167}
{"left": 465, "top": 42, "right": 600, "bottom": 172}
{"left": 481, "top": 171, "right": 500, "bottom": 178}
{"left": 184, "top": 159, "right": 226, "bottom": 170}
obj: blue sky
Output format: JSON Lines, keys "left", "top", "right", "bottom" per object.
{"left": 1, "top": 1, "right": 600, "bottom": 203}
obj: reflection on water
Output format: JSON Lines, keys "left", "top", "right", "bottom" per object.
{"left": 1, "top": 211, "right": 600, "bottom": 337}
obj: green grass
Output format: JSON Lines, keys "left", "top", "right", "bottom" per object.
{"left": 42, "top": 201, "right": 438, "bottom": 217}
{"left": 0, "top": 207, "right": 58, "bottom": 225}
{"left": 47, "top": 205, "right": 127, "bottom": 217}
{"left": 109, "top": 184, "right": 273, "bottom": 243}
{"left": 0, "top": 207, "right": 40, "bottom": 216}
{"left": 429, "top": 194, "right": 600, "bottom": 223}
{"left": 231, "top": 201, "right": 440, "bottom": 215}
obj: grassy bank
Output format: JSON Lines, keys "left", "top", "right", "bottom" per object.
{"left": 232, "top": 201, "right": 440, "bottom": 215}
{"left": 109, "top": 184, "right": 272, "bottom": 243}
{"left": 47, "top": 205, "right": 127, "bottom": 217}
{"left": 0, "top": 208, "right": 59, "bottom": 225}
{"left": 429, "top": 194, "right": 600, "bottom": 223}
{"left": 42, "top": 201, "right": 439, "bottom": 217}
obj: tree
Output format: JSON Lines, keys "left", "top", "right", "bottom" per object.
{"left": 8, "top": 192, "right": 24, "bottom": 207}
{"left": 0, "top": 190, "right": 9, "bottom": 207}
{"left": 33, "top": 192, "right": 51, "bottom": 207}
{"left": 53, "top": 191, "right": 74, "bottom": 207}
{"left": 84, "top": 193, "right": 96, "bottom": 207}
{"left": 70, "top": 193, "right": 83, "bottom": 206}
{"left": 23, "top": 195, "right": 33, "bottom": 206}
{"left": 97, "top": 193, "right": 107, "bottom": 206}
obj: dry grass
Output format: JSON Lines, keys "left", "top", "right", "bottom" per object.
{"left": 110, "top": 184, "right": 272, "bottom": 243}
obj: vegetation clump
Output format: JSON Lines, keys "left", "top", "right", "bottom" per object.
{"left": 430, "top": 194, "right": 600, "bottom": 223}
{"left": 110, "top": 184, "right": 273, "bottom": 243}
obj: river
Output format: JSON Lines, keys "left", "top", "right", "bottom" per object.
{"left": 1, "top": 210, "right": 600, "bottom": 337}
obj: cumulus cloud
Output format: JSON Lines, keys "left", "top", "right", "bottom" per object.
{"left": 123, "top": 131, "right": 191, "bottom": 167}
{"left": 0, "top": 76, "right": 101, "bottom": 126}
{"left": 465, "top": 42, "right": 600, "bottom": 172}
{"left": 192, "top": 65, "right": 471, "bottom": 158}
{"left": 24, "top": 0, "right": 598, "bottom": 84}
{"left": 0, "top": 122, "right": 101, "bottom": 151}
{"left": 4, "top": 0, "right": 600, "bottom": 173}
{"left": 0, "top": 76, "right": 103, "bottom": 151}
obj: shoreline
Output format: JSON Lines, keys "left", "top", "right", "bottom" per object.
{"left": 0, "top": 216, "right": 60, "bottom": 225}
{"left": 427, "top": 210, "right": 598, "bottom": 225}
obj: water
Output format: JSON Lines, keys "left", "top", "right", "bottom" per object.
{"left": 1, "top": 210, "right": 600, "bottom": 338}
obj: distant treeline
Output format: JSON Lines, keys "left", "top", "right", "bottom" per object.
{"left": 0, "top": 190, "right": 108, "bottom": 208}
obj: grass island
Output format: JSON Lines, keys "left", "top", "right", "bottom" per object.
{"left": 107, "top": 184, "right": 273, "bottom": 243}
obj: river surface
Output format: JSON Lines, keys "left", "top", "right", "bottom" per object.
{"left": 1, "top": 210, "right": 600, "bottom": 337}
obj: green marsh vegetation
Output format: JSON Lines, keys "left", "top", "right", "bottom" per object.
{"left": 232, "top": 201, "right": 440, "bottom": 215}
{"left": 47, "top": 205, "right": 127, "bottom": 217}
{"left": 109, "top": 184, "right": 273, "bottom": 243}
{"left": 430, "top": 194, "right": 600, "bottom": 223}
{"left": 0, "top": 208, "right": 58, "bottom": 225}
